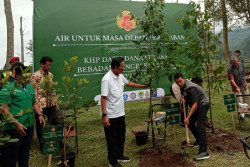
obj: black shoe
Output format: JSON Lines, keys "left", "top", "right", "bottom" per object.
{"left": 239, "top": 117, "right": 246, "bottom": 122}
{"left": 193, "top": 141, "right": 199, "bottom": 148}
{"left": 194, "top": 152, "right": 210, "bottom": 161}
{"left": 109, "top": 162, "right": 122, "bottom": 167}
{"left": 117, "top": 156, "right": 131, "bottom": 162}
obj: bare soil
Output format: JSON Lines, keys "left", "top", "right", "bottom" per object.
{"left": 206, "top": 128, "right": 243, "bottom": 153}
{"left": 137, "top": 146, "right": 195, "bottom": 167}
{"left": 138, "top": 128, "right": 243, "bottom": 167}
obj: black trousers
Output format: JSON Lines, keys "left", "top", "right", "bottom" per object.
{"left": 104, "top": 116, "right": 126, "bottom": 164}
{"left": 3, "top": 126, "right": 34, "bottom": 167}
{"left": 35, "top": 106, "right": 57, "bottom": 145}
{"left": 188, "top": 104, "right": 209, "bottom": 153}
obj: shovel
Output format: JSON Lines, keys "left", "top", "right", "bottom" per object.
{"left": 181, "top": 100, "right": 192, "bottom": 148}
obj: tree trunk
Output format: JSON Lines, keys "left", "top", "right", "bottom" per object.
{"left": 221, "top": 0, "right": 230, "bottom": 68}
{"left": 20, "top": 17, "right": 24, "bottom": 64}
{"left": 4, "top": 0, "right": 14, "bottom": 69}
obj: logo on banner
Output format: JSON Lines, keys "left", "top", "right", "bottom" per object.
{"left": 116, "top": 11, "right": 136, "bottom": 31}
{"left": 138, "top": 91, "right": 144, "bottom": 98}
{"left": 152, "top": 90, "right": 157, "bottom": 97}
{"left": 130, "top": 93, "right": 136, "bottom": 99}
{"left": 123, "top": 94, "right": 128, "bottom": 101}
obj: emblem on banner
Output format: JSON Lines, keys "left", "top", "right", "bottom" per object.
{"left": 116, "top": 11, "right": 136, "bottom": 31}
{"left": 123, "top": 94, "right": 128, "bottom": 101}
{"left": 130, "top": 93, "right": 136, "bottom": 99}
{"left": 138, "top": 91, "right": 144, "bottom": 98}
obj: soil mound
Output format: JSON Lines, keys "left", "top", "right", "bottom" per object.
{"left": 137, "top": 128, "right": 243, "bottom": 166}
{"left": 137, "top": 146, "right": 195, "bottom": 167}
{"left": 207, "top": 128, "right": 243, "bottom": 153}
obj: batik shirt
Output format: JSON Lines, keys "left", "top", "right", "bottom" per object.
{"left": 30, "top": 69, "right": 57, "bottom": 112}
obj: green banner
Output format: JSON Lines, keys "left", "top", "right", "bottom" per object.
{"left": 223, "top": 94, "right": 236, "bottom": 105}
{"left": 34, "top": 0, "right": 193, "bottom": 103}
{"left": 42, "top": 125, "right": 64, "bottom": 143}
{"left": 227, "top": 104, "right": 236, "bottom": 112}
{"left": 166, "top": 103, "right": 180, "bottom": 115}
{"left": 43, "top": 142, "right": 59, "bottom": 155}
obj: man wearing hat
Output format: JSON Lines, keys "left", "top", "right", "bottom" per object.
{"left": 2, "top": 57, "right": 20, "bottom": 81}
{"left": 0, "top": 65, "right": 45, "bottom": 167}
{"left": 9, "top": 57, "right": 20, "bottom": 65}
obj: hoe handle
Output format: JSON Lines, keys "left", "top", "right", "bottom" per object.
{"left": 183, "top": 101, "right": 190, "bottom": 144}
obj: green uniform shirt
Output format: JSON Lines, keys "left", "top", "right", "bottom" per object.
{"left": 0, "top": 81, "right": 36, "bottom": 130}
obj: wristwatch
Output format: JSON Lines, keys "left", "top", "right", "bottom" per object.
{"left": 38, "top": 113, "right": 43, "bottom": 117}
{"left": 102, "top": 113, "right": 107, "bottom": 117}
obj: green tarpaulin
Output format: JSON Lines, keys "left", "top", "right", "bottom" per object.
{"left": 33, "top": 0, "right": 193, "bottom": 103}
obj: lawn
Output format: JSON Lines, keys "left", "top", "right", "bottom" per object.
{"left": 29, "top": 89, "right": 250, "bottom": 167}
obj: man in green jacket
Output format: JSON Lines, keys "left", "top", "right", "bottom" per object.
{"left": 0, "top": 66, "right": 45, "bottom": 167}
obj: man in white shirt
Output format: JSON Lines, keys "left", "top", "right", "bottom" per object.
{"left": 101, "top": 57, "right": 147, "bottom": 167}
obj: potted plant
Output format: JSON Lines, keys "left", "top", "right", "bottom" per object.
{"left": 42, "top": 56, "right": 97, "bottom": 166}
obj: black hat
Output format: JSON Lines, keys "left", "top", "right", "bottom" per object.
{"left": 15, "top": 66, "right": 31, "bottom": 77}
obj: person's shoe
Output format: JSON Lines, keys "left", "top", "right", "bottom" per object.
{"left": 192, "top": 141, "right": 199, "bottom": 148}
{"left": 239, "top": 117, "right": 246, "bottom": 122}
{"left": 109, "top": 162, "right": 122, "bottom": 167}
{"left": 193, "top": 152, "right": 210, "bottom": 161}
{"left": 117, "top": 156, "right": 131, "bottom": 162}
{"left": 204, "top": 121, "right": 212, "bottom": 128}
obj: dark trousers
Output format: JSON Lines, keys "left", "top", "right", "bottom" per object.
{"left": 188, "top": 105, "right": 209, "bottom": 153}
{"left": 104, "top": 116, "right": 126, "bottom": 164}
{"left": 3, "top": 126, "right": 34, "bottom": 167}
{"left": 35, "top": 106, "right": 57, "bottom": 145}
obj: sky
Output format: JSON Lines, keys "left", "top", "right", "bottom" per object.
{"left": 0, "top": 0, "right": 201, "bottom": 69}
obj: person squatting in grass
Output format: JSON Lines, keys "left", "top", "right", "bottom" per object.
{"left": 0, "top": 66, "right": 45, "bottom": 167}
{"left": 100, "top": 57, "right": 147, "bottom": 167}
{"left": 174, "top": 73, "right": 210, "bottom": 161}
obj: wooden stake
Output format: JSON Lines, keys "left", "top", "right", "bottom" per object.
{"left": 230, "top": 112, "right": 236, "bottom": 134}
{"left": 173, "top": 124, "right": 177, "bottom": 151}
{"left": 48, "top": 154, "right": 52, "bottom": 167}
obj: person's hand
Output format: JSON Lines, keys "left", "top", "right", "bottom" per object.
{"left": 102, "top": 116, "right": 110, "bottom": 127}
{"left": 184, "top": 117, "right": 190, "bottom": 125}
{"left": 15, "top": 122, "right": 27, "bottom": 136}
{"left": 39, "top": 115, "right": 46, "bottom": 127}
{"left": 236, "top": 87, "right": 241, "bottom": 93}
{"left": 180, "top": 96, "right": 185, "bottom": 103}
{"left": 244, "top": 83, "right": 248, "bottom": 90}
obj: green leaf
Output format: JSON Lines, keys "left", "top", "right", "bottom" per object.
{"left": 8, "top": 138, "right": 19, "bottom": 143}
{"left": 0, "top": 135, "right": 10, "bottom": 141}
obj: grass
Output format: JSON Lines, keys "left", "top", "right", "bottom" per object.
{"left": 29, "top": 90, "right": 250, "bottom": 167}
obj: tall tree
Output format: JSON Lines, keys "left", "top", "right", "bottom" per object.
{"left": 221, "top": 0, "right": 230, "bottom": 67}
{"left": 4, "top": 0, "right": 14, "bottom": 69}
{"left": 227, "top": 0, "right": 250, "bottom": 24}
{"left": 20, "top": 17, "right": 24, "bottom": 64}
{"left": 131, "top": 0, "right": 180, "bottom": 147}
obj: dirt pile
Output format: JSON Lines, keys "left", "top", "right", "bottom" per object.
{"left": 137, "top": 146, "right": 195, "bottom": 167}
{"left": 138, "top": 128, "right": 244, "bottom": 166}
{"left": 207, "top": 128, "right": 243, "bottom": 153}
